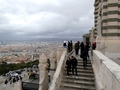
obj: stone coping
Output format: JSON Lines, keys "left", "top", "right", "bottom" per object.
{"left": 94, "top": 50, "right": 120, "bottom": 83}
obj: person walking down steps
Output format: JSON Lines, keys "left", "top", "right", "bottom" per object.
{"left": 71, "top": 56, "right": 78, "bottom": 76}
{"left": 74, "top": 41, "right": 80, "bottom": 55}
{"left": 81, "top": 47, "right": 89, "bottom": 69}
{"left": 66, "top": 57, "right": 72, "bottom": 77}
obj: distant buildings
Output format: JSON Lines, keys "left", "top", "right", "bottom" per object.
{"left": 0, "top": 42, "right": 60, "bottom": 63}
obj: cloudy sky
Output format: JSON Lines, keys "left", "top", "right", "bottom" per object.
{"left": 0, "top": 0, "right": 94, "bottom": 41}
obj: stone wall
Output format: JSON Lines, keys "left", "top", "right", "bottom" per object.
{"left": 48, "top": 48, "right": 67, "bottom": 90}
{"left": 92, "top": 50, "right": 120, "bottom": 90}
{"left": 96, "top": 37, "right": 120, "bottom": 59}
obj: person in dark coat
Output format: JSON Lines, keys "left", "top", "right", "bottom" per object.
{"left": 70, "top": 40, "right": 73, "bottom": 52}
{"left": 13, "top": 77, "right": 16, "bottom": 83}
{"left": 63, "top": 41, "right": 67, "bottom": 48}
{"left": 85, "top": 42, "right": 90, "bottom": 59}
{"left": 4, "top": 79, "right": 8, "bottom": 86}
{"left": 74, "top": 41, "right": 80, "bottom": 55}
{"left": 92, "top": 42, "right": 96, "bottom": 50}
{"left": 66, "top": 57, "right": 71, "bottom": 76}
{"left": 80, "top": 42, "right": 85, "bottom": 56}
{"left": 82, "top": 47, "right": 89, "bottom": 68}
{"left": 19, "top": 76, "right": 22, "bottom": 81}
{"left": 67, "top": 41, "right": 71, "bottom": 53}
{"left": 71, "top": 56, "right": 78, "bottom": 76}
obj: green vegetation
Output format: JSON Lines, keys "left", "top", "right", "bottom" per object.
{"left": 0, "top": 60, "right": 39, "bottom": 75}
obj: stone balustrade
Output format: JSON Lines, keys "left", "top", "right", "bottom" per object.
{"left": 48, "top": 47, "right": 67, "bottom": 90}
{"left": 92, "top": 50, "right": 120, "bottom": 90}
{"left": 50, "top": 50, "right": 57, "bottom": 80}
{"left": 39, "top": 53, "right": 48, "bottom": 90}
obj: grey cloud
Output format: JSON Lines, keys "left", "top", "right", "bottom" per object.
{"left": 0, "top": 0, "right": 94, "bottom": 40}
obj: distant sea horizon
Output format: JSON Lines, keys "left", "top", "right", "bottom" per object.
{"left": 0, "top": 37, "right": 83, "bottom": 44}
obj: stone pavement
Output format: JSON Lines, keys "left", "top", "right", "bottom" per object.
{"left": 0, "top": 71, "right": 28, "bottom": 90}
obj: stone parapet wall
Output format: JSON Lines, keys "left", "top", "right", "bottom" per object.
{"left": 96, "top": 37, "right": 120, "bottom": 59}
{"left": 92, "top": 50, "right": 120, "bottom": 90}
{"left": 48, "top": 49, "right": 67, "bottom": 90}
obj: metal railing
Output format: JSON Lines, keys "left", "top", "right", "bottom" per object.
{"left": 22, "top": 82, "right": 39, "bottom": 90}
{"left": 22, "top": 74, "right": 39, "bottom": 90}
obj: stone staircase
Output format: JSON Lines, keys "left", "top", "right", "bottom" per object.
{"left": 59, "top": 59, "right": 96, "bottom": 90}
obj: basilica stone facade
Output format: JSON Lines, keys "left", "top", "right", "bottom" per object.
{"left": 93, "top": 0, "right": 120, "bottom": 59}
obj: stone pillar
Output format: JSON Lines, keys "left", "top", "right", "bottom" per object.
{"left": 39, "top": 53, "right": 48, "bottom": 90}
{"left": 49, "top": 50, "right": 57, "bottom": 80}
{"left": 56, "top": 47, "right": 64, "bottom": 66}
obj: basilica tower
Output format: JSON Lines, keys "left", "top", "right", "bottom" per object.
{"left": 94, "top": 0, "right": 120, "bottom": 59}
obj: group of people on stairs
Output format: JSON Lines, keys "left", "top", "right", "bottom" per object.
{"left": 66, "top": 41, "right": 92, "bottom": 77}
{"left": 74, "top": 41, "right": 90, "bottom": 68}
{"left": 66, "top": 56, "right": 78, "bottom": 77}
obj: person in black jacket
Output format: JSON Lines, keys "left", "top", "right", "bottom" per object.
{"left": 66, "top": 57, "right": 71, "bottom": 76}
{"left": 71, "top": 56, "right": 78, "bottom": 76}
{"left": 4, "top": 79, "right": 8, "bottom": 86}
{"left": 80, "top": 42, "right": 85, "bottom": 56}
{"left": 85, "top": 42, "right": 90, "bottom": 59}
{"left": 74, "top": 41, "right": 80, "bottom": 55}
{"left": 82, "top": 47, "right": 89, "bottom": 68}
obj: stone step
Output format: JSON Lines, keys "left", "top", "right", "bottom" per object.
{"left": 60, "top": 83, "right": 96, "bottom": 90}
{"left": 77, "top": 63, "right": 92, "bottom": 65}
{"left": 77, "top": 64, "right": 92, "bottom": 67}
{"left": 63, "top": 75, "right": 95, "bottom": 81}
{"left": 77, "top": 60, "right": 91, "bottom": 63}
{"left": 62, "top": 79, "right": 95, "bottom": 86}
{"left": 59, "top": 87, "right": 80, "bottom": 90}
{"left": 59, "top": 54, "right": 96, "bottom": 90}
{"left": 77, "top": 67, "right": 93, "bottom": 70}
{"left": 64, "top": 69, "right": 93, "bottom": 73}
{"left": 63, "top": 72, "right": 94, "bottom": 77}
{"left": 77, "top": 60, "right": 91, "bottom": 62}
{"left": 64, "top": 66, "right": 93, "bottom": 70}
{"left": 77, "top": 63, "right": 92, "bottom": 66}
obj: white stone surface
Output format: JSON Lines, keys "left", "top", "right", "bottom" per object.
{"left": 39, "top": 53, "right": 48, "bottom": 90}
{"left": 56, "top": 47, "right": 64, "bottom": 65}
{"left": 49, "top": 49, "right": 67, "bottom": 90}
{"left": 50, "top": 51, "right": 57, "bottom": 80}
{"left": 96, "top": 37, "right": 120, "bottom": 59}
{"left": 39, "top": 53, "right": 47, "bottom": 64}
{"left": 93, "top": 50, "right": 120, "bottom": 90}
